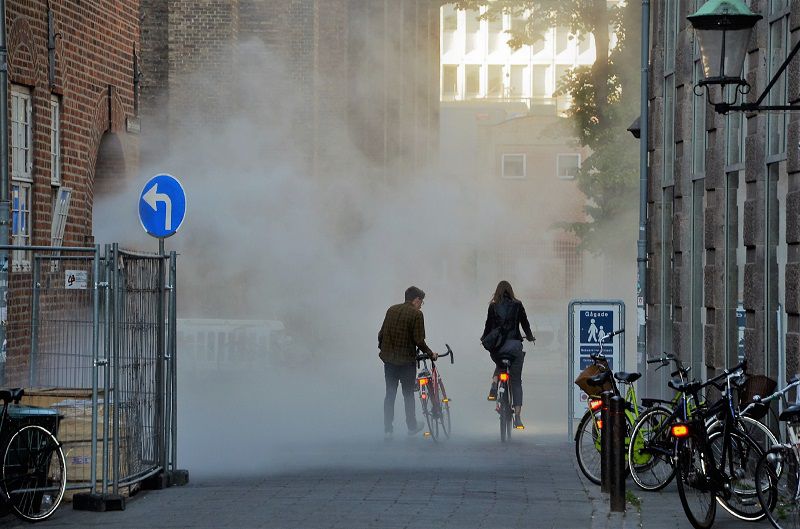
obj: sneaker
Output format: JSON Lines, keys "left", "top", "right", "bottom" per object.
{"left": 384, "top": 431, "right": 393, "bottom": 442}
{"left": 487, "top": 383, "right": 497, "bottom": 401}
{"left": 513, "top": 414, "right": 525, "bottom": 430}
{"left": 408, "top": 423, "right": 424, "bottom": 436}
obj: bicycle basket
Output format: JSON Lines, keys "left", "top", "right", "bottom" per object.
{"left": 739, "top": 374, "right": 777, "bottom": 420}
{"left": 574, "top": 360, "right": 612, "bottom": 397}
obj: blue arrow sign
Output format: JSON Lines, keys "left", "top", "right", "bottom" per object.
{"left": 139, "top": 174, "right": 186, "bottom": 238}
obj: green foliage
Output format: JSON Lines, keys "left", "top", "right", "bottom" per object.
{"left": 446, "top": 1, "right": 642, "bottom": 254}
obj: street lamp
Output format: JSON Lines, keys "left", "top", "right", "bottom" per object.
{"left": 688, "top": 0, "right": 800, "bottom": 113}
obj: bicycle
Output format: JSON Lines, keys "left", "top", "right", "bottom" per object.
{"left": 574, "top": 329, "right": 640, "bottom": 484}
{"left": 495, "top": 355, "right": 516, "bottom": 443}
{"left": 416, "top": 345, "right": 454, "bottom": 441}
{"left": 0, "top": 388, "right": 66, "bottom": 522}
{"left": 669, "top": 360, "right": 768, "bottom": 529}
{"left": 752, "top": 375, "right": 800, "bottom": 529}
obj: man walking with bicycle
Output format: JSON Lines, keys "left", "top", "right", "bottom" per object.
{"left": 378, "top": 286, "right": 438, "bottom": 441}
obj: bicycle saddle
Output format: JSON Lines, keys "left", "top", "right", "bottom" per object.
{"left": 779, "top": 404, "right": 800, "bottom": 422}
{"left": 0, "top": 388, "right": 23, "bottom": 404}
{"left": 588, "top": 370, "right": 612, "bottom": 387}
{"left": 614, "top": 372, "right": 641, "bottom": 383}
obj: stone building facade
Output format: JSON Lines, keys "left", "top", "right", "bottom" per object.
{"left": 646, "top": 0, "right": 800, "bottom": 393}
{"left": 2, "top": 0, "right": 141, "bottom": 385}
{"left": 139, "top": 0, "right": 440, "bottom": 181}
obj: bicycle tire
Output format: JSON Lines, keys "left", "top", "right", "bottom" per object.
{"left": 499, "top": 382, "right": 511, "bottom": 443}
{"left": 2, "top": 425, "right": 66, "bottom": 522}
{"left": 708, "top": 428, "right": 766, "bottom": 521}
{"left": 575, "top": 409, "right": 602, "bottom": 485}
{"left": 756, "top": 445, "right": 799, "bottom": 529}
{"left": 421, "top": 389, "right": 436, "bottom": 440}
{"left": 628, "top": 406, "right": 676, "bottom": 491}
{"left": 436, "top": 378, "right": 451, "bottom": 440}
{"left": 675, "top": 436, "right": 716, "bottom": 529}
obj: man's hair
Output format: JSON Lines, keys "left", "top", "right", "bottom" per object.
{"left": 405, "top": 286, "right": 425, "bottom": 302}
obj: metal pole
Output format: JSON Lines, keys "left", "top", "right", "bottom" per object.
{"left": 156, "top": 238, "right": 166, "bottom": 473}
{"left": 0, "top": 0, "right": 10, "bottom": 386}
{"left": 637, "top": 0, "right": 651, "bottom": 398}
{"left": 102, "top": 245, "right": 111, "bottom": 491}
{"left": 169, "top": 250, "right": 177, "bottom": 471}
{"left": 90, "top": 245, "right": 101, "bottom": 493}
{"left": 112, "top": 243, "right": 120, "bottom": 495}
{"left": 610, "top": 395, "right": 626, "bottom": 512}
{"left": 600, "top": 390, "right": 612, "bottom": 493}
{"left": 29, "top": 257, "right": 39, "bottom": 386}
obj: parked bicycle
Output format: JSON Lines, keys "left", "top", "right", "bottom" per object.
{"left": 752, "top": 375, "right": 800, "bottom": 529}
{"left": 574, "top": 329, "right": 639, "bottom": 484}
{"left": 668, "top": 360, "right": 768, "bottom": 529}
{"left": 416, "top": 345, "right": 454, "bottom": 441}
{"left": 0, "top": 388, "right": 66, "bottom": 522}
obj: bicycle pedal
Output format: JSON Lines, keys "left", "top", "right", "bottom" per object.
{"left": 423, "top": 432, "right": 431, "bottom": 438}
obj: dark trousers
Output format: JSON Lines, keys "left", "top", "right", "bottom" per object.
{"left": 491, "top": 340, "right": 525, "bottom": 406}
{"left": 383, "top": 362, "right": 417, "bottom": 433}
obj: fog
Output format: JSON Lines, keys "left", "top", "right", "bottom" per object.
{"left": 93, "top": 37, "right": 637, "bottom": 478}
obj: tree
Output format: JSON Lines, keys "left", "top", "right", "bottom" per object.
{"left": 449, "top": 1, "right": 641, "bottom": 254}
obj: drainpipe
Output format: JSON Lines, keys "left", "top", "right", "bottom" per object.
{"left": 636, "top": 0, "right": 651, "bottom": 394}
{"left": 0, "top": 0, "right": 9, "bottom": 384}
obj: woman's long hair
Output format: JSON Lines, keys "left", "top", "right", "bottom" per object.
{"left": 490, "top": 280, "right": 517, "bottom": 304}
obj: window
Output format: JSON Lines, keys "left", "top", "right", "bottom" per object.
{"left": 557, "top": 153, "right": 580, "bottom": 179}
{"left": 465, "top": 9, "right": 480, "bottom": 33}
{"left": 532, "top": 65, "right": 548, "bottom": 98}
{"left": 51, "top": 187, "right": 71, "bottom": 247}
{"left": 767, "top": 8, "right": 788, "bottom": 157}
{"left": 509, "top": 65, "right": 524, "bottom": 96}
{"left": 465, "top": 65, "right": 480, "bottom": 98}
{"left": 488, "top": 13, "right": 503, "bottom": 35}
{"left": 442, "top": 6, "right": 457, "bottom": 32}
{"left": 11, "top": 182, "right": 31, "bottom": 271}
{"left": 11, "top": 87, "right": 33, "bottom": 182}
{"left": 502, "top": 154, "right": 526, "bottom": 179}
{"left": 51, "top": 97, "right": 61, "bottom": 186}
{"left": 578, "top": 33, "right": 592, "bottom": 55}
{"left": 692, "top": 60, "right": 706, "bottom": 176}
{"left": 555, "top": 27, "right": 570, "bottom": 54}
{"left": 442, "top": 65, "right": 458, "bottom": 99}
{"left": 487, "top": 65, "right": 503, "bottom": 97}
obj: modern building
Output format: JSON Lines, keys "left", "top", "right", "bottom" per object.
{"left": 2, "top": 0, "right": 141, "bottom": 385}
{"left": 644, "top": 0, "right": 800, "bottom": 393}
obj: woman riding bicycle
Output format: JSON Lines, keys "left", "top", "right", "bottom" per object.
{"left": 480, "top": 280, "right": 534, "bottom": 430}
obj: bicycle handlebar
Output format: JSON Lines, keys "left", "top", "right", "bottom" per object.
{"left": 416, "top": 344, "right": 455, "bottom": 364}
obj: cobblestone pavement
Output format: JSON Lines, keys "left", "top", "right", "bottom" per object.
{"left": 0, "top": 432, "right": 779, "bottom": 529}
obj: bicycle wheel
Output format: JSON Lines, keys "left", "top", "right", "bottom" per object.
{"left": 575, "top": 409, "right": 602, "bottom": 485}
{"left": 499, "top": 382, "right": 511, "bottom": 443}
{"left": 628, "top": 406, "right": 676, "bottom": 491}
{"left": 421, "top": 390, "right": 436, "bottom": 440}
{"left": 708, "top": 428, "right": 766, "bottom": 521}
{"left": 435, "top": 378, "right": 451, "bottom": 439}
{"left": 2, "top": 425, "right": 66, "bottom": 522}
{"left": 675, "top": 436, "right": 716, "bottom": 529}
{"left": 757, "top": 446, "right": 799, "bottom": 529}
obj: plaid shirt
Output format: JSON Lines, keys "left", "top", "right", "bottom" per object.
{"left": 378, "top": 301, "right": 434, "bottom": 365}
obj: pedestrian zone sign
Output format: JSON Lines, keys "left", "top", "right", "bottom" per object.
{"left": 568, "top": 300, "right": 625, "bottom": 428}
{"left": 139, "top": 174, "right": 187, "bottom": 238}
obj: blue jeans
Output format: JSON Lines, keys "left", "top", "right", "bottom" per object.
{"left": 383, "top": 362, "right": 418, "bottom": 433}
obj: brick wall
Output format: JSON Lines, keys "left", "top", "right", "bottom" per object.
{"left": 3, "top": 0, "right": 140, "bottom": 385}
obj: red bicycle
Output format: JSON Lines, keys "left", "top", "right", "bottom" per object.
{"left": 416, "top": 345, "right": 454, "bottom": 441}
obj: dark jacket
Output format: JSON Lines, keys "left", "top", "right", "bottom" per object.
{"left": 481, "top": 297, "right": 534, "bottom": 343}
{"left": 378, "top": 301, "right": 434, "bottom": 365}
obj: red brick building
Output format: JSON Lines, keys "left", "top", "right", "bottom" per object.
{"left": 3, "top": 1, "right": 140, "bottom": 385}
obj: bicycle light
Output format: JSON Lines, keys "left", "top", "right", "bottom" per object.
{"left": 499, "top": 373, "right": 510, "bottom": 382}
{"left": 597, "top": 420, "right": 603, "bottom": 430}
{"left": 421, "top": 393, "right": 427, "bottom": 400}
{"left": 589, "top": 399, "right": 602, "bottom": 411}
{"left": 418, "top": 377, "right": 429, "bottom": 386}
{"left": 670, "top": 424, "right": 690, "bottom": 438}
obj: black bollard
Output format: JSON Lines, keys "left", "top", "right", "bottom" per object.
{"left": 600, "top": 390, "right": 613, "bottom": 493}
{"left": 610, "top": 395, "right": 626, "bottom": 512}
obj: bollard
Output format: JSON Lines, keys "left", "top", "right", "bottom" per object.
{"left": 600, "top": 390, "right": 613, "bottom": 493}
{"left": 610, "top": 395, "right": 626, "bottom": 512}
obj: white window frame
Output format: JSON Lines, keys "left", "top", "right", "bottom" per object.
{"left": 501, "top": 154, "right": 526, "bottom": 179}
{"left": 11, "top": 87, "right": 33, "bottom": 182}
{"left": 11, "top": 182, "right": 31, "bottom": 271}
{"left": 51, "top": 187, "right": 71, "bottom": 247}
{"left": 557, "top": 153, "right": 581, "bottom": 180}
{"left": 50, "top": 96, "right": 61, "bottom": 186}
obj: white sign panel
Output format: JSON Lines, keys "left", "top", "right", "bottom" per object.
{"left": 569, "top": 300, "right": 625, "bottom": 422}
{"left": 65, "top": 270, "right": 88, "bottom": 290}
